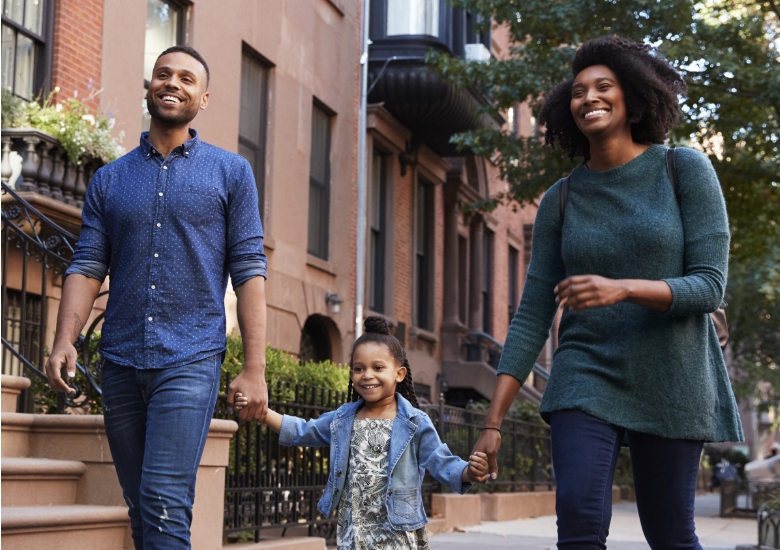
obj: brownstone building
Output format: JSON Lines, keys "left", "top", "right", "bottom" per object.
{"left": 2, "top": 0, "right": 550, "bottom": 411}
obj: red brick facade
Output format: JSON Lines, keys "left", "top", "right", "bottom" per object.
{"left": 51, "top": 0, "right": 103, "bottom": 111}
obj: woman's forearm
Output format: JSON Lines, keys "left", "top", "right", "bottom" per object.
{"left": 484, "top": 374, "right": 523, "bottom": 428}
{"left": 621, "top": 279, "right": 673, "bottom": 312}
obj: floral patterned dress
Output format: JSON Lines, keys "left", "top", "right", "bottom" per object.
{"left": 336, "top": 418, "right": 430, "bottom": 550}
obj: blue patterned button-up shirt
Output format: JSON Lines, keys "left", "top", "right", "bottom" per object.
{"left": 66, "top": 130, "right": 267, "bottom": 369}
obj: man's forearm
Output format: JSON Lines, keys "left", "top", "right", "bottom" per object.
{"left": 54, "top": 274, "right": 103, "bottom": 345}
{"left": 234, "top": 276, "right": 267, "bottom": 372}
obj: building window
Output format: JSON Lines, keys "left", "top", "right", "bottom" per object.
{"left": 238, "top": 50, "right": 269, "bottom": 218}
{"left": 1, "top": 0, "right": 50, "bottom": 100}
{"left": 369, "top": 150, "right": 387, "bottom": 312}
{"left": 142, "top": 0, "right": 184, "bottom": 131}
{"left": 482, "top": 229, "right": 494, "bottom": 335}
{"left": 415, "top": 178, "right": 434, "bottom": 330}
{"left": 387, "top": 0, "right": 439, "bottom": 37}
{"left": 458, "top": 235, "right": 468, "bottom": 325}
{"left": 2, "top": 289, "right": 42, "bottom": 377}
{"left": 308, "top": 102, "right": 332, "bottom": 260}
{"left": 523, "top": 223, "right": 533, "bottom": 272}
{"left": 508, "top": 246, "right": 519, "bottom": 324}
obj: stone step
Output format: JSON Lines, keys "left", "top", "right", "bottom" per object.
{"left": 2, "top": 457, "right": 86, "bottom": 506}
{"left": 229, "top": 537, "right": 327, "bottom": 550}
{"left": 1, "top": 412, "right": 34, "bottom": 458}
{"left": 1, "top": 504, "right": 130, "bottom": 550}
{"left": 1, "top": 375, "right": 30, "bottom": 413}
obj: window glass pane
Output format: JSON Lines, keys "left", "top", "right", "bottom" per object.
{"left": 387, "top": 0, "right": 439, "bottom": 37}
{"left": 144, "top": 0, "right": 180, "bottom": 82}
{"left": 13, "top": 31, "right": 34, "bottom": 99}
{"left": 309, "top": 106, "right": 330, "bottom": 185}
{"left": 1, "top": 25, "right": 15, "bottom": 93}
{"left": 369, "top": 152, "right": 386, "bottom": 312}
{"left": 23, "top": 0, "right": 43, "bottom": 35}
{"left": 239, "top": 56, "right": 268, "bottom": 146}
{"left": 3, "top": 0, "right": 24, "bottom": 25}
{"left": 141, "top": 87, "right": 151, "bottom": 131}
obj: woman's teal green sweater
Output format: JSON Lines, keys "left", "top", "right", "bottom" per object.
{"left": 498, "top": 144, "right": 744, "bottom": 442}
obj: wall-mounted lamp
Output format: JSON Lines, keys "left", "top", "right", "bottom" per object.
{"left": 436, "top": 372, "right": 449, "bottom": 395}
{"left": 325, "top": 292, "right": 343, "bottom": 315}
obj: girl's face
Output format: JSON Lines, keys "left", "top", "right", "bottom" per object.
{"left": 570, "top": 64, "right": 630, "bottom": 141}
{"left": 351, "top": 342, "right": 407, "bottom": 403}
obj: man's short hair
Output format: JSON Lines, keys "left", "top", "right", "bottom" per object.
{"left": 156, "top": 46, "right": 210, "bottom": 87}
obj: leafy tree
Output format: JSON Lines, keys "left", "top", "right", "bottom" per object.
{"left": 428, "top": 0, "right": 779, "bottom": 404}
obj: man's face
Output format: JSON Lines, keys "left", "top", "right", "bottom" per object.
{"left": 146, "top": 52, "right": 209, "bottom": 126}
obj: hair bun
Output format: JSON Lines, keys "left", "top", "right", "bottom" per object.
{"left": 363, "top": 316, "right": 391, "bottom": 335}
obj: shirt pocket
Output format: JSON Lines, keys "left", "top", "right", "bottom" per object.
{"left": 174, "top": 185, "right": 219, "bottom": 226}
{"left": 389, "top": 487, "right": 418, "bottom": 519}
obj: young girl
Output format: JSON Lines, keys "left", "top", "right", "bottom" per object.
{"left": 234, "top": 316, "right": 489, "bottom": 549}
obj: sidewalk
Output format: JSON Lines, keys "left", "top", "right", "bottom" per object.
{"left": 429, "top": 494, "right": 757, "bottom": 550}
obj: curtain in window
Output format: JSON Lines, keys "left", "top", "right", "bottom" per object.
{"left": 386, "top": 0, "right": 439, "bottom": 37}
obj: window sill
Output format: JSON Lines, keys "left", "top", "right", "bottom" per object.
{"left": 409, "top": 326, "right": 438, "bottom": 344}
{"left": 307, "top": 254, "right": 337, "bottom": 276}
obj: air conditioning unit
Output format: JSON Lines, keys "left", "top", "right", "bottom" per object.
{"left": 465, "top": 43, "right": 491, "bottom": 62}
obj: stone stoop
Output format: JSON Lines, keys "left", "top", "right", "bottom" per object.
{"left": 2, "top": 457, "right": 87, "bottom": 506}
{"left": 227, "top": 537, "right": 327, "bottom": 549}
{"left": 1, "top": 505, "right": 130, "bottom": 550}
{"left": 1, "top": 374, "right": 30, "bottom": 413}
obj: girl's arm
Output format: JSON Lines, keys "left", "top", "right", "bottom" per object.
{"left": 417, "top": 414, "right": 473, "bottom": 494}
{"left": 235, "top": 396, "right": 333, "bottom": 446}
{"left": 264, "top": 409, "right": 283, "bottom": 433}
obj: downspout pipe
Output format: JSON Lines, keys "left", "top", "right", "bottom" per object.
{"left": 355, "top": 0, "right": 371, "bottom": 340}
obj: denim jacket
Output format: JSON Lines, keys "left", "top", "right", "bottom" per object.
{"left": 278, "top": 393, "right": 472, "bottom": 531}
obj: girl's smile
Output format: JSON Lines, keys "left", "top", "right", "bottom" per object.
{"left": 351, "top": 342, "right": 407, "bottom": 408}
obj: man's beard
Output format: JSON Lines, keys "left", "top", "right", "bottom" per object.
{"left": 146, "top": 95, "right": 200, "bottom": 126}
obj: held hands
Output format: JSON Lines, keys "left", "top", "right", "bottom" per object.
{"left": 555, "top": 275, "right": 628, "bottom": 312}
{"left": 471, "top": 428, "right": 501, "bottom": 480}
{"left": 228, "top": 369, "right": 268, "bottom": 423}
{"left": 466, "top": 452, "right": 490, "bottom": 483}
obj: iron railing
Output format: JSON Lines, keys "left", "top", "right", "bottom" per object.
{"left": 1, "top": 181, "right": 103, "bottom": 412}
{"left": 214, "top": 380, "right": 554, "bottom": 543}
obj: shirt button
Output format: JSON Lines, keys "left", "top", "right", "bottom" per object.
{"left": 148, "top": 316, "right": 153, "bottom": 321}
{"left": 154, "top": 253, "right": 159, "bottom": 258}
{"left": 156, "top": 222, "right": 161, "bottom": 227}
{"left": 163, "top": 165, "right": 168, "bottom": 170}
{"left": 151, "top": 285, "right": 156, "bottom": 289}
{"left": 159, "top": 192, "right": 163, "bottom": 196}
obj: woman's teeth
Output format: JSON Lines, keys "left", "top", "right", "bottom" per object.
{"left": 585, "top": 109, "right": 608, "bottom": 119}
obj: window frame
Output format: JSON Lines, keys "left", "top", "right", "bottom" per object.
{"left": 414, "top": 175, "right": 435, "bottom": 331}
{"left": 508, "top": 245, "right": 519, "bottom": 324}
{"left": 1, "top": 0, "right": 55, "bottom": 100}
{"left": 307, "top": 99, "right": 334, "bottom": 261}
{"left": 368, "top": 148, "right": 388, "bottom": 313}
{"left": 482, "top": 228, "right": 494, "bottom": 335}
{"left": 238, "top": 44, "right": 271, "bottom": 221}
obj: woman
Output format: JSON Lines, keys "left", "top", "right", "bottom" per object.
{"left": 472, "top": 36, "right": 743, "bottom": 549}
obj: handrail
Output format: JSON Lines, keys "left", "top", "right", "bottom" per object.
{"left": 1, "top": 182, "right": 103, "bottom": 411}
{"left": 532, "top": 362, "right": 550, "bottom": 381}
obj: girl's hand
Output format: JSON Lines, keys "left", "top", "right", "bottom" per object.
{"left": 466, "top": 452, "right": 490, "bottom": 484}
{"left": 233, "top": 392, "right": 249, "bottom": 412}
{"left": 555, "top": 275, "right": 628, "bottom": 311}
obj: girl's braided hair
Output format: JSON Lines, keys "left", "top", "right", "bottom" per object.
{"left": 347, "top": 316, "right": 420, "bottom": 408}
{"left": 538, "top": 35, "right": 687, "bottom": 160}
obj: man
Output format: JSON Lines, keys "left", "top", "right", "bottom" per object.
{"left": 45, "top": 46, "right": 268, "bottom": 549}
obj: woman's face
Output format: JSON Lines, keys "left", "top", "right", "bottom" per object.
{"left": 570, "top": 64, "right": 630, "bottom": 141}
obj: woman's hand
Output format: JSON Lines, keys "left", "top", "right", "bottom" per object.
{"left": 471, "top": 429, "right": 501, "bottom": 480}
{"left": 555, "top": 275, "right": 628, "bottom": 311}
{"left": 466, "top": 452, "right": 490, "bottom": 483}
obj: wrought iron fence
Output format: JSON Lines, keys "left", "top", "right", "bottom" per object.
{"left": 214, "top": 380, "right": 553, "bottom": 543}
{"left": 1, "top": 181, "right": 103, "bottom": 412}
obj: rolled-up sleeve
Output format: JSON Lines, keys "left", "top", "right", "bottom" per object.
{"left": 66, "top": 168, "right": 110, "bottom": 283}
{"left": 227, "top": 158, "right": 267, "bottom": 287}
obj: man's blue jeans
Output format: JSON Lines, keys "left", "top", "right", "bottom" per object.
{"left": 102, "top": 355, "right": 222, "bottom": 550}
{"left": 550, "top": 409, "right": 704, "bottom": 550}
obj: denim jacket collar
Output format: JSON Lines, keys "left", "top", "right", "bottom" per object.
{"left": 334, "top": 393, "right": 421, "bottom": 421}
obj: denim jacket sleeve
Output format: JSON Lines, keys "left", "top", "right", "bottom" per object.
{"left": 417, "top": 413, "right": 472, "bottom": 494}
{"left": 278, "top": 410, "right": 336, "bottom": 447}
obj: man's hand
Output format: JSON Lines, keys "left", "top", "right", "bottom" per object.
{"left": 466, "top": 452, "right": 490, "bottom": 483}
{"left": 227, "top": 368, "right": 268, "bottom": 422}
{"left": 44, "top": 340, "right": 78, "bottom": 394}
{"left": 555, "top": 275, "right": 628, "bottom": 311}
{"left": 472, "top": 429, "right": 502, "bottom": 480}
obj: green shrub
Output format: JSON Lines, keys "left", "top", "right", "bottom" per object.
{"left": 220, "top": 331, "right": 350, "bottom": 398}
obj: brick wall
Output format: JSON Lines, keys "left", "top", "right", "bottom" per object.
{"left": 51, "top": 0, "right": 103, "bottom": 111}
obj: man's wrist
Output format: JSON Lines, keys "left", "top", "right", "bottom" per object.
{"left": 241, "top": 361, "right": 267, "bottom": 374}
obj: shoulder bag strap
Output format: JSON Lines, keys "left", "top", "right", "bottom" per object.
{"left": 559, "top": 174, "right": 571, "bottom": 222}
{"left": 666, "top": 146, "right": 680, "bottom": 202}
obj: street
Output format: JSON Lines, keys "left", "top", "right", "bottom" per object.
{"left": 429, "top": 494, "right": 757, "bottom": 550}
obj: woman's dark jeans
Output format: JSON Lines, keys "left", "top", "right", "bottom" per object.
{"left": 550, "top": 409, "right": 704, "bottom": 550}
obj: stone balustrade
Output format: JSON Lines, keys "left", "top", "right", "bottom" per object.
{"left": 1, "top": 128, "right": 104, "bottom": 208}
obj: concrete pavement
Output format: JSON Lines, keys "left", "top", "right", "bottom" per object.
{"left": 429, "top": 494, "right": 758, "bottom": 550}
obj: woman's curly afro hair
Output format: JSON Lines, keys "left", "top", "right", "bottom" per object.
{"left": 538, "top": 35, "right": 687, "bottom": 160}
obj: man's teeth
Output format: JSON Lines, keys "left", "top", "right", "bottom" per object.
{"left": 585, "top": 109, "right": 608, "bottom": 118}
{"left": 162, "top": 96, "right": 181, "bottom": 104}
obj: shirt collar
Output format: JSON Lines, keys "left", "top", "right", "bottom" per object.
{"left": 140, "top": 128, "right": 200, "bottom": 159}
